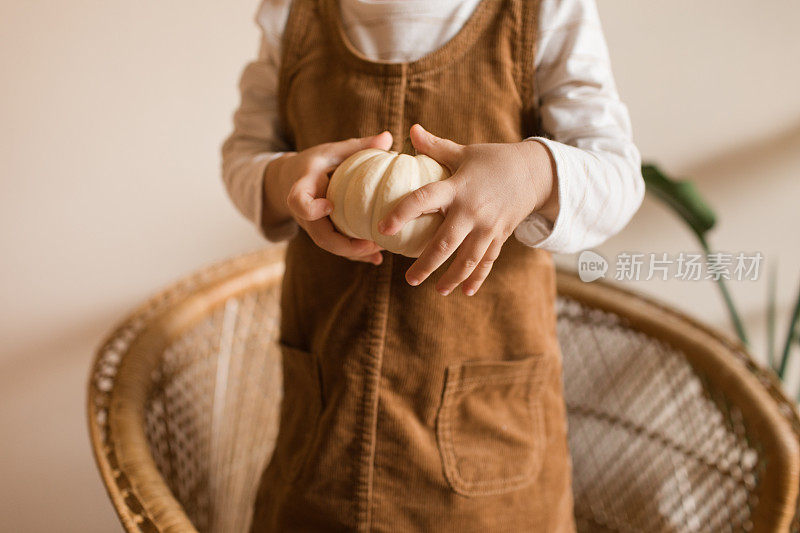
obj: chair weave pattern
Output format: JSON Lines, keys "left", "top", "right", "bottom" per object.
{"left": 558, "top": 298, "right": 761, "bottom": 532}
{"left": 145, "top": 291, "right": 282, "bottom": 532}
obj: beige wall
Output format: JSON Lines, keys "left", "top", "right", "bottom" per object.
{"left": 1, "top": 0, "right": 798, "bottom": 530}
{"left": 583, "top": 0, "right": 800, "bottom": 377}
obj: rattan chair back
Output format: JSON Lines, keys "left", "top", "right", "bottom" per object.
{"left": 87, "top": 248, "right": 800, "bottom": 532}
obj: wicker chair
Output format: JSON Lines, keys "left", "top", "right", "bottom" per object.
{"left": 87, "top": 247, "right": 800, "bottom": 532}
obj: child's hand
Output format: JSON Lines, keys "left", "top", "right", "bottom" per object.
{"left": 378, "top": 124, "right": 557, "bottom": 295}
{"left": 265, "top": 131, "right": 394, "bottom": 265}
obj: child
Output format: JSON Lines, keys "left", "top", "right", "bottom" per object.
{"left": 222, "top": 0, "right": 643, "bottom": 530}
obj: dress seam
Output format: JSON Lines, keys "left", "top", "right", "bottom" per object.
{"left": 356, "top": 254, "right": 393, "bottom": 531}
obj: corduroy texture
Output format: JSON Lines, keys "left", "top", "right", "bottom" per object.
{"left": 250, "top": 0, "right": 575, "bottom": 531}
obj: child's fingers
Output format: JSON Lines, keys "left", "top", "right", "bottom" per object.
{"left": 367, "top": 131, "right": 394, "bottom": 151}
{"left": 409, "top": 124, "right": 464, "bottom": 171}
{"left": 378, "top": 181, "right": 454, "bottom": 236}
{"left": 404, "top": 214, "right": 471, "bottom": 287}
{"left": 461, "top": 240, "right": 504, "bottom": 296}
{"left": 287, "top": 185, "right": 332, "bottom": 221}
{"left": 348, "top": 251, "right": 384, "bottom": 265}
{"left": 319, "top": 131, "right": 393, "bottom": 170}
{"left": 286, "top": 167, "right": 335, "bottom": 221}
{"left": 303, "top": 217, "right": 382, "bottom": 257}
{"left": 286, "top": 190, "right": 333, "bottom": 221}
{"left": 434, "top": 232, "right": 493, "bottom": 296}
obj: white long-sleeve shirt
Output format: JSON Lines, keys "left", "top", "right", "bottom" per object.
{"left": 222, "top": 0, "right": 644, "bottom": 254}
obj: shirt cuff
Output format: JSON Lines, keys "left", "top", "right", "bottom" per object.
{"left": 253, "top": 152, "right": 299, "bottom": 242}
{"left": 513, "top": 137, "right": 575, "bottom": 253}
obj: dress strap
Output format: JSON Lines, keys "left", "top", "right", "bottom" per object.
{"left": 516, "top": 0, "right": 543, "bottom": 136}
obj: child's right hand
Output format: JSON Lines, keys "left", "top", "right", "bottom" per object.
{"left": 264, "top": 131, "right": 393, "bottom": 265}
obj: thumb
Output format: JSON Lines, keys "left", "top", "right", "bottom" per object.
{"left": 322, "top": 131, "right": 393, "bottom": 168}
{"left": 409, "top": 124, "right": 464, "bottom": 171}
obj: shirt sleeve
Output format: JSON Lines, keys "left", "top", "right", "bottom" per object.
{"left": 220, "top": 0, "right": 297, "bottom": 242}
{"left": 514, "top": 0, "right": 645, "bottom": 253}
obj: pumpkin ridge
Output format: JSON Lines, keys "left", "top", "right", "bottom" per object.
{"left": 344, "top": 151, "right": 396, "bottom": 241}
{"left": 329, "top": 149, "right": 382, "bottom": 237}
{"left": 371, "top": 154, "right": 418, "bottom": 249}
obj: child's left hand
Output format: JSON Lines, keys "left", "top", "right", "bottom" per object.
{"left": 378, "top": 124, "right": 558, "bottom": 296}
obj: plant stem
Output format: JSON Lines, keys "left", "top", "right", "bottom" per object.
{"left": 767, "top": 263, "right": 778, "bottom": 372}
{"left": 401, "top": 136, "right": 415, "bottom": 156}
{"left": 780, "top": 277, "right": 800, "bottom": 380}
{"left": 700, "top": 238, "right": 749, "bottom": 347}
{"left": 716, "top": 278, "right": 749, "bottom": 347}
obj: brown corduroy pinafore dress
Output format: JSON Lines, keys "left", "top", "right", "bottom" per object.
{"left": 250, "top": 0, "right": 575, "bottom": 531}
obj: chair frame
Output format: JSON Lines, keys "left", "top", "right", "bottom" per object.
{"left": 87, "top": 247, "right": 800, "bottom": 532}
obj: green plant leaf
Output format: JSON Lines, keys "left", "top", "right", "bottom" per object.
{"left": 641, "top": 164, "right": 716, "bottom": 240}
{"left": 642, "top": 163, "right": 748, "bottom": 347}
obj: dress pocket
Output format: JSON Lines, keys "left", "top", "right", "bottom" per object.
{"left": 436, "top": 354, "right": 551, "bottom": 497}
{"left": 274, "top": 341, "right": 324, "bottom": 483}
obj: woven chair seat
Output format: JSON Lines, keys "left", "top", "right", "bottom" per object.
{"left": 87, "top": 248, "right": 800, "bottom": 532}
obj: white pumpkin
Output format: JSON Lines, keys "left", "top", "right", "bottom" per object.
{"left": 327, "top": 148, "right": 451, "bottom": 258}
